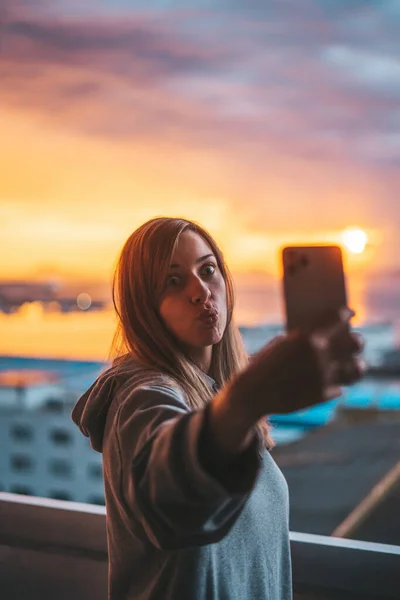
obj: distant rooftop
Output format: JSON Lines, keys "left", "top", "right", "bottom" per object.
{"left": 274, "top": 416, "right": 400, "bottom": 543}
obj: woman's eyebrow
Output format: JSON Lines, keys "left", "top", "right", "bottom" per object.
{"left": 170, "top": 253, "right": 214, "bottom": 269}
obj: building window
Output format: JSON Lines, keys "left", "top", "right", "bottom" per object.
{"left": 43, "top": 398, "right": 64, "bottom": 412}
{"left": 10, "top": 454, "right": 34, "bottom": 473}
{"left": 49, "top": 490, "right": 73, "bottom": 501}
{"left": 87, "top": 494, "right": 105, "bottom": 506}
{"left": 49, "top": 459, "right": 73, "bottom": 478}
{"left": 88, "top": 464, "right": 103, "bottom": 479}
{"left": 10, "top": 484, "right": 33, "bottom": 496}
{"left": 10, "top": 424, "right": 34, "bottom": 442}
{"left": 49, "top": 428, "right": 72, "bottom": 446}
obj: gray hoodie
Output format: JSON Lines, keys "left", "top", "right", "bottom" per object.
{"left": 71, "top": 363, "right": 292, "bottom": 600}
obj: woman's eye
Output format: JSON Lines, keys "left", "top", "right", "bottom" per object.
{"left": 166, "top": 275, "right": 181, "bottom": 288}
{"left": 202, "top": 264, "right": 216, "bottom": 276}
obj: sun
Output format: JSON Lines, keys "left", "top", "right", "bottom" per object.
{"left": 341, "top": 228, "right": 368, "bottom": 254}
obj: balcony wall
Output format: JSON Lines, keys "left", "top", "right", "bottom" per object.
{"left": 0, "top": 492, "right": 399, "bottom": 600}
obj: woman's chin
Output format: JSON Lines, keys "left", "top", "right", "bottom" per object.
{"left": 196, "top": 325, "right": 223, "bottom": 346}
{"left": 177, "top": 321, "right": 225, "bottom": 351}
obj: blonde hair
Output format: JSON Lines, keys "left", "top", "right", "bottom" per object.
{"left": 109, "top": 217, "right": 273, "bottom": 448}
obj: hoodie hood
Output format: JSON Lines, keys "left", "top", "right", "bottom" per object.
{"left": 71, "top": 366, "right": 123, "bottom": 453}
{"left": 71, "top": 360, "right": 180, "bottom": 453}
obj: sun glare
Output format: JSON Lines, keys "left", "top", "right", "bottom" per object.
{"left": 341, "top": 228, "right": 368, "bottom": 254}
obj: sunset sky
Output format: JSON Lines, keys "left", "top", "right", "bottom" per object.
{"left": 1, "top": 0, "right": 400, "bottom": 287}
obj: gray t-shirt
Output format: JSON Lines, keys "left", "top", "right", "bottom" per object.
{"left": 72, "top": 368, "right": 292, "bottom": 600}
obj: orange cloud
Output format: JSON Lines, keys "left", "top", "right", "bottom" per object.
{"left": 1, "top": 1, "right": 398, "bottom": 285}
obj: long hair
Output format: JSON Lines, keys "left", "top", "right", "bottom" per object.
{"left": 109, "top": 217, "right": 274, "bottom": 448}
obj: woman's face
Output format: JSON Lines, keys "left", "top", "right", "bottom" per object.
{"left": 159, "top": 230, "right": 227, "bottom": 368}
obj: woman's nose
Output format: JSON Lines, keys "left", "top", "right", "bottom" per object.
{"left": 190, "top": 278, "right": 211, "bottom": 305}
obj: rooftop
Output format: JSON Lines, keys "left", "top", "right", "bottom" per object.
{"left": 274, "top": 416, "right": 400, "bottom": 542}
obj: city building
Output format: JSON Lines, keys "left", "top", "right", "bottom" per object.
{"left": 0, "top": 364, "right": 105, "bottom": 505}
{"left": 0, "top": 400, "right": 105, "bottom": 505}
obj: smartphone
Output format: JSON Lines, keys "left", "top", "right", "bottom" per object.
{"left": 282, "top": 245, "right": 348, "bottom": 334}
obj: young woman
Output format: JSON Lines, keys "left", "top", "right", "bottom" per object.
{"left": 72, "top": 217, "right": 364, "bottom": 600}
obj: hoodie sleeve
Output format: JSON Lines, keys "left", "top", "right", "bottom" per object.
{"left": 113, "top": 384, "right": 262, "bottom": 551}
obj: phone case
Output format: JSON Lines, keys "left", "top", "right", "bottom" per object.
{"left": 282, "top": 245, "right": 348, "bottom": 333}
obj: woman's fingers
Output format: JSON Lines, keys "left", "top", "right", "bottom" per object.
{"left": 309, "top": 307, "right": 366, "bottom": 388}
{"left": 351, "top": 332, "right": 364, "bottom": 354}
{"left": 310, "top": 308, "right": 353, "bottom": 351}
{"left": 329, "top": 331, "right": 364, "bottom": 360}
{"left": 328, "top": 356, "right": 367, "bottom": 386}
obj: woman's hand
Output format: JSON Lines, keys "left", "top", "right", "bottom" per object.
{"left": 309, "top": 308, "right": 364, "bottom": 400}
{"left": 209, "top": 308, "right": 365, "bottom": 456}
{"left": 235, "top": 307, "right": 364, "bottom": 418}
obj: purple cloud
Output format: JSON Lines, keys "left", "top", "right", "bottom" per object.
{"left": 1, "top": 0, "right": 400, "bottom": 228}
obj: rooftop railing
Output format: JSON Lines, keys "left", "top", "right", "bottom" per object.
{"left": 0, "top": 492, "right": 399, "bottom": 600}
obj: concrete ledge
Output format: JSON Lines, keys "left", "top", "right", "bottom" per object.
{"left": 0, "top": 492, "right": 107, "bottom": 558}
{"left": 1, "top": 493, "right": 399, "bottom": 599}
